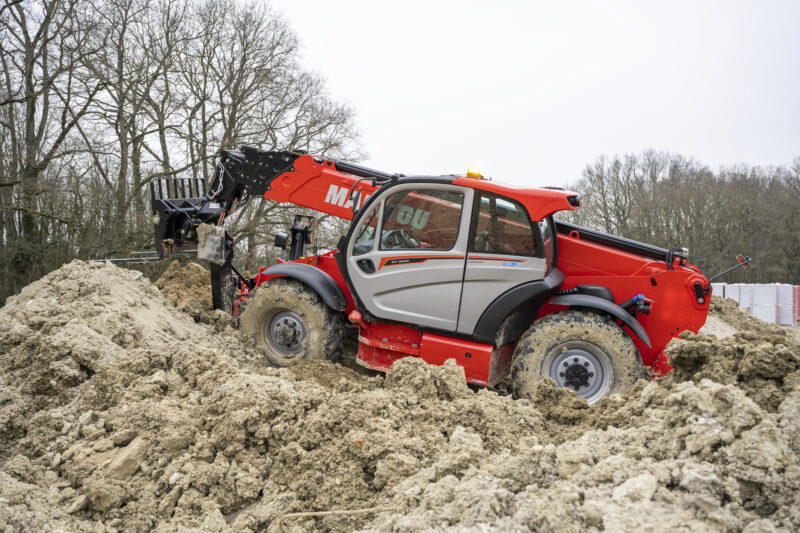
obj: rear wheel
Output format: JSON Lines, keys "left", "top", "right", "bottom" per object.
{"left": 240, "top": 278, "right": 344, "bottom": 366}
{"left": 511, "top": 310, "right": 644, "bottom": 404}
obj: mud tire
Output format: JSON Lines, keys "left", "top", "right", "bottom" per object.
{"left": 511, "top": 310, "right": 644, "bottom": 404}
{"left": 240, "top": 278, "right": 344, "bottom": 366}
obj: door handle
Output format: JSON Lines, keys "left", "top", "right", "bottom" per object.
{"left": 356, "top": 259, "right": 376, "bottom": 274}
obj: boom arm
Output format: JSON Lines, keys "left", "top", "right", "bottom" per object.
{"left": 150, "top": 146, "right": 389, "bottom": 258}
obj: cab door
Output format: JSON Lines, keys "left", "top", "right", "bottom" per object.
{"left": 345, "top": 183, "right": 473, "bottom": 331}
{"left": 457, "top": 192, "right": 548, "bottom": 334}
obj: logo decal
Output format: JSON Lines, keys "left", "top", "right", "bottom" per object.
{"left": 324, "top": 184, "right": 370, "bottom": 209}
{"left": 383, "top": 257, "right": 428, "bottom": 267}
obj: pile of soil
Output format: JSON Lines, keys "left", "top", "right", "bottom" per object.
{"left": 667, "top": 297, "right": 800, "bottom": 412}
{"left": 156, "top": 260, "right": 212, "bottom": 309}
{"left": 155, "top": 260, "right": 236, "bottom": 332}
{"left": 1, "top": 263, "right": 798, "bottom": 532}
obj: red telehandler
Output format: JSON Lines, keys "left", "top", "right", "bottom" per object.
{"left": 148, "top": 147, "right": 737, "bottom": 403}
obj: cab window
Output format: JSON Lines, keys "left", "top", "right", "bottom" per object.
{"left": 470, "top": 193, "right": 536, "bottom": 256}
{"left": 352, "top": 202, "right": 380, "bottom": 256}
{"left": 380, "top": 189, "right": 464, "bottom": 250}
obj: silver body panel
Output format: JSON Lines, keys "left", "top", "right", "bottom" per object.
{"left": 346, "top": 184, "right": 474, "bottom": 331}
{"left": 457, "top": 255, "right": 548, "bottom": 334}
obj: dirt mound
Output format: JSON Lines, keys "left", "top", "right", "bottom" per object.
{"left": 1, "top": 267, "right": 799, "bottom": 531}
{"left": 156, "top": 260, "right": 212, "bottom": 308}
{"left": 699, "top": 315, "right": 738, "bottom": 339}
{"left": 665, "top": 296, "right": 800, "bottom": 411}
{"left": 155, "top": 260, "right": 238, "bottom": 332}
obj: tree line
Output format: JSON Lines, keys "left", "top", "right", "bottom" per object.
{"left": 1, "top": 0, "right": 357, "bottom": 301}
{"left": 562, "top": 151, "right": 800, "bottom": 284}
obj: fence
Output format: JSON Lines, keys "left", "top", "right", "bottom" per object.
{"left": 710, "top": 283, "right": 799, "bottom": 326}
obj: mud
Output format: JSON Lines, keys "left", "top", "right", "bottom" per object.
{"left": 664, "top": 296, "right": 800, "bottom": 412}
{"left": 1, "top": 266, "right": 798, "bottom": 532}
{"left": 196, "top": 224, "right": 226, "bottom": 265}
{"left": 512, "top": 310, "right": 643, "bottom": 405}
{"left": 156, "top": 260, "right": 212, "bottom": 308}
{"left": 154, "top": 260, "right": 237, "bottom": 334}
{"left": 699, "top": 315, "right": 738, "bottom": 339}
{"left": 240, "top": 277, "right": 344, "bottom": 365}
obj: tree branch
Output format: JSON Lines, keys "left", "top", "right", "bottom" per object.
{"left": 0, "top": 0, "right": 23, "bottom": 18}
{"left": 0, "top": 204, "right": 73, "bottom": 230}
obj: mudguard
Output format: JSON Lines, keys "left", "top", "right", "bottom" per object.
{"left": 260, "top": 262, "right": 347, "bottom": 312}
{"left": 472, "top": 269, "right": 565, "bottom": 344}
{"left": 550, "top": 294, "right": 652, "bottom": 347}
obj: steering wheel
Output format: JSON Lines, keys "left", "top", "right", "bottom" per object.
{"left": 381, "top": 229, "right": 420, "bottom": 249}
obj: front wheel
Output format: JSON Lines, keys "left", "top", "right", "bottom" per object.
{"left": 239, "top": 278, "right": 344, "bottom": 366}
{"left": 511, "top": 310, "right": 644, "bottom": 404}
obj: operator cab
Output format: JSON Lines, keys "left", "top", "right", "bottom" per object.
{"left": 343, "top": 177, "right": 558, "bottom": 336}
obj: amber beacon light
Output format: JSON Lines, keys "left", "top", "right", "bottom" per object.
{"left": 466, "top": 164, "right": 483, "bottom": 179}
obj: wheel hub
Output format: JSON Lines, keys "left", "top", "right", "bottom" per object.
{"left": 555, "top": 352, "right": 597, "bottom": 392}
{"left": 543, "top": 341, "right": 612, "bottom": 404}
{"left": 563, "top": 361, "right": 591, "bottom": 388}
{"left": 268, "top": 311, "right": 306, "bottom": 355}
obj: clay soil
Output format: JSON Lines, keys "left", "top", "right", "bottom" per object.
{"left": 1, "top": 261, "right": 799, "bottom": 532}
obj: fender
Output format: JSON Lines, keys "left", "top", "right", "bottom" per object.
{"left": 472, "top": 269, "right": 565, "bottom": 344}
{"left": 550, "top": 294, "right": 652, "bottom": 347}
{"left": 259, "top": 262, "right": 347, "bottom": 312}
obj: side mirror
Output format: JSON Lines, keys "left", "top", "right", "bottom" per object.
{"left": 274, "top": 231, "right": 288, "bottom": 261}
{"left": 274, "top": 231, "right": 288, "bottom": 249}
{"left": 736, "top": 254, "right": 751, "bottom": 269}
{"left": 707, "top": 254, "right": 753, "bottom": 284}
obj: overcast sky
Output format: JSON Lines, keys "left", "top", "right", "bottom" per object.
{"left": 268, "top": 0, "right": 800, "bottom": 187}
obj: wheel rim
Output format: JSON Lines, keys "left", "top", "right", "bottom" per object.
{"left": 542, "top": 340, "right": 614, "bottom": 404}
{"left": 258, "top": 309, "right": 307, "bottom": 364}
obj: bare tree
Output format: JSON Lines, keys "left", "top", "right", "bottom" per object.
{"left": 564, "top": 151, "right": 800, "bottom": 284}
{"left": 171, "top": 0, "right": 358, "bottom": 272}
{"left": 0, "top": 0, "right": 104, "bottom": 292}
{"left": 0, "top": 0, "right": 361, "bottom": 299}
